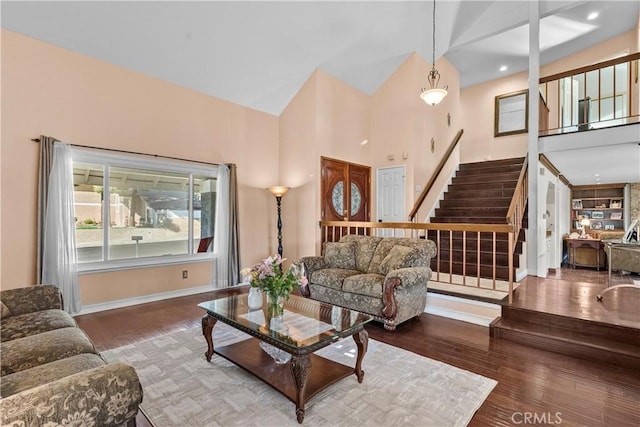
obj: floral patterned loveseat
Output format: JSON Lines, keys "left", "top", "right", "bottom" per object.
{"left": 0, "top": 285, "right": 143, "bottom": 426}
{"left": 300, "top": 234, "right": 437, "bottom": 331}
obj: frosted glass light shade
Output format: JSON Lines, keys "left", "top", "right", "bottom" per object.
{"left": 420, "top": 88, "right": 448, "bottom": 106}
{"left": 267, "top": 186, "right": 290, "bottom": 197}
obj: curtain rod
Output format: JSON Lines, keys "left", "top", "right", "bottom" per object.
{"left": 31, "top": 137, "right": 221, "bottom": 167}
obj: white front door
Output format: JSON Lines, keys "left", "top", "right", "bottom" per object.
{"left": 376, "top": 166, "right": 405, "bottom": 237}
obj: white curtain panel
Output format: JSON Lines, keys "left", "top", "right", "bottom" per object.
{"left": 42, "top": 142, "right": 81, "bottom": 314}
{"left": 214, "top": 164, "right": 230, "bottom": 287}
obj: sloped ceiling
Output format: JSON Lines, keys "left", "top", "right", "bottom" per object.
{"left": 2, "top": 1, "right": 639, "bottom": 186}
{"left": 2, "top": 1, "right": 638, "bottom": 116}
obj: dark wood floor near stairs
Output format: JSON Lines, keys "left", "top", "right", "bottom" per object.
{"left": 75, "top": 281, "right": 640, "bottom": 427}
{"left": 491, "top": 269, "right": 640, "bottom": 372}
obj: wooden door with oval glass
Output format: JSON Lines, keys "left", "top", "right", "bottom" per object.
{"left": 321, "top": 157, "right": 370, "bottom": 241}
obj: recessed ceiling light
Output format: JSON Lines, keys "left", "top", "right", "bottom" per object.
{"left": 499, "top": 65, "right": 508, "bottom": 72}
{"left": 594, "top": 173, "right": 600, "bottom": 177}
{"left": 587, "top": 12, "right": 599, "bottom": 20}
{"left": 360, "top": 139, "right": 368, "bottom": 146}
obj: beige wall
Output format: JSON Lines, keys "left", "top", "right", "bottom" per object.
{"left": 370, "top": 53, "right": 461, "bottom": 222}
{"left": 2, "top": 23, "right": 638, "bottom": 304}
{"left": 80, "top": 263, "right": 212, "bottom": 305}
{"left": 541, "top": 30, "right": 637, "bottom": 76}
{"left": 279, "top": 71, "right": 320, "bottom": 259}
{"left": 1, "top": 30, "right": 279, "bottom": 302}
{"left": 279, "top": 70, "right": 372, "bottom": 258}
{"left": 279, "top": 53, "right": 464, "bottom": 259}
{"left": 459, "top": 72, "right": 529, "bottom": 164}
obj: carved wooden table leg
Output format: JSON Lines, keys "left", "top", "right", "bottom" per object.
{"left": 201, "top": 314, "right": 217, "bottom": 362}
{"left": 290, "top": 355, "right": 311, "bottom": 424}
{"left": 353, "top": 328, "right": 368, "bottom": 383}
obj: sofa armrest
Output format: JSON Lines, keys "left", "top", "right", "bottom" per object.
{"left": 386, "top": 266, "right": 432, "bottom": 289}
{"left": 0, "top": 285, "right": 62, "bottom": 317}
{"left": 382, "top": 267, "right": 431, "bottom": 319}
{"left": 0, "top": 362, "right": 143, "bottom": 426}
{"left": 299, "top": 256, "right": 326, "bottom": 273}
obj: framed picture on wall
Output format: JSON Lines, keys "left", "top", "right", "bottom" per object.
{"left": 591, "top": 211, "right": 604, "bottom": 219}
{"left": 572, "top": 199, "right": 583, "bottom": 209}
{"left": 611, "top": 212, "right": 623, "bottom": 220}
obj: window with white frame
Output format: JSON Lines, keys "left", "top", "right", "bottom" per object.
{"left": 72, "top": 148, "right": 218, "bottom": 270}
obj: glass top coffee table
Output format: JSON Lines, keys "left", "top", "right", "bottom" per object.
{"left": 198, "top": 293, "right": 372, "bottom": 423}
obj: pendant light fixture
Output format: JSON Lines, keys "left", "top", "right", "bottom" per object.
{"left": 420, "top": 0, "right": 448, "bottom": 106}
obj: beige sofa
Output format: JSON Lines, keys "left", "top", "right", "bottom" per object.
{"left": 300, "top": 234, "right": 436, "bottom": 331}
{"left": 0, "top": 285, "right": 143, "bottom": 426}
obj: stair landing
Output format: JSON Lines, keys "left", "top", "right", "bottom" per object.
{"left": 490, "top": 276, "right": 640, "bottom": 370}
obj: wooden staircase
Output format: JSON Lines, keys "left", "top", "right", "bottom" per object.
{"left": 428, "top": 157, "right": 527, "bottom": 280}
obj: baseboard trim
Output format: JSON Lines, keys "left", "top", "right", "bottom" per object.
{"left": 516, "top": 269, "right": 528, "bottom": 282}
{"left": 77, "top": 285, "right": 217, "bottom": 315}
{"left": 424, "top": 293, "right": 500, "bottom": 327}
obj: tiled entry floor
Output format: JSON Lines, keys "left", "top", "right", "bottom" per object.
{"left": 549, "top": 265, "right": 638, "bottom": 286}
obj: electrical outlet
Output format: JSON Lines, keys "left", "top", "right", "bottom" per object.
{"left": 182, "top": 270, "right": 188, "bottom": 279}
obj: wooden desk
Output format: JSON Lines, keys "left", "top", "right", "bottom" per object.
{"left": 566, "top": 238, "right": 605, "bottom": 270}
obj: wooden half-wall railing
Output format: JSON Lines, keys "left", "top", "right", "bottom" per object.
{"left": 318, "top": 221, "right": 516, "bottom": 303}
{"left": 506, "top": 155, "right": 528, "bottom": 241}
{"left": 539, "top": 52, "right": 640, "bottom": 135}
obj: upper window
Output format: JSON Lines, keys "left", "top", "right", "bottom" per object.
{"left": 72, "top": 149, "right": 218, "bottom": 271}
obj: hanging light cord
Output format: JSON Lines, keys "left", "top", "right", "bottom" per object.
{"left": 431, "top": 0, "right": 436, "bottom": 72}
{"left": 420, "top": 0, "right": 447, "bottom": 104}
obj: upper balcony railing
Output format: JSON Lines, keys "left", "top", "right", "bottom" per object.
{"left": 538, "top": 52, "right": 639, "bottom": 136}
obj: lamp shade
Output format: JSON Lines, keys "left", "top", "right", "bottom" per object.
{"left": 267, "top": 186, "right": 290, "bottom": 197}
{"left": 420, "top": 88, "right": 448, "bottom": 106}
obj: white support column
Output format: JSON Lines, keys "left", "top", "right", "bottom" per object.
{"left": 527, "top": 1, "right": 540, "bottom": 276}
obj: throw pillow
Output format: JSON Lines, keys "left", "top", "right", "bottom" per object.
{"left": 1, "top": 301, "right": 10, "bottom": 318}
{"left": 324, "top": 242, "right": 356, "bottom": 270}
{"left": 377, "top": 245, "right": 422, "bottom": 275}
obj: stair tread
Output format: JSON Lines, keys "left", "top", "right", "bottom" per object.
{"left": 493, "top": 317, "right": 640, "bottom": 355}
{"left": 459, "top": 157, "right": 525, "bottom": 168}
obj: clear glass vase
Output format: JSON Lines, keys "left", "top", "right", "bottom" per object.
{"left": 266, "top": 293, "right": 285, "bottom": 318}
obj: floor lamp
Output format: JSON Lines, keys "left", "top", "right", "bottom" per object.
{"left": 267, "top": 186, "right": 290, "bottom": 257}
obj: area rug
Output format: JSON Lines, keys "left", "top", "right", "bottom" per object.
{"left": 102, "top": 325, "right": 497, "bottom": 427}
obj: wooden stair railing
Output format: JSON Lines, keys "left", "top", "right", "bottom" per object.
{"left": 505, "top": 155, "right": 528, "bottom": 240}
{"left": 408, "top": 129, "right": 464, "bottom": 222}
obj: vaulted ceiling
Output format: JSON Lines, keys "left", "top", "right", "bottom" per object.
{"left": 2, "top": 1, "right": 638, "bottom": 116}
{"left": 2, "top": 1, "right": 639, "bottom": 186}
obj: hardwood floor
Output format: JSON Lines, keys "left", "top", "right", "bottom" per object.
{"left": 75, "top": 278, "right": 640, "bottom": 427}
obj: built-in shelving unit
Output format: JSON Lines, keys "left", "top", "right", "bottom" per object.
{"left": 570, "top": 184, "right": 625, "bottom": 236}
